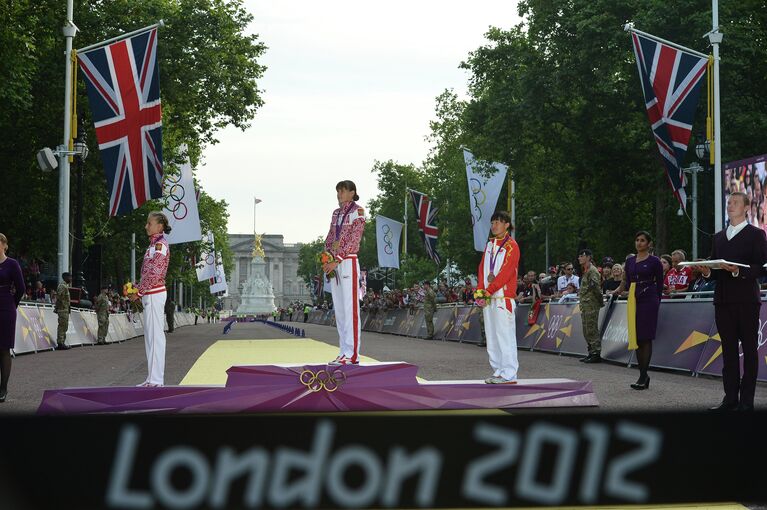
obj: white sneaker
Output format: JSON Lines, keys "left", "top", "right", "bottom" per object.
{"left": 327, "top": 355, "right": 347, "bottom": 366}
{"left": 328, "top": 355, "right": 359, "bottom": 366}
{"left": 486, "top": 376, "right": 517, "bottom": 385}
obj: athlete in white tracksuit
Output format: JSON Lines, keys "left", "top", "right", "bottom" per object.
{"left": 323, "top": 181, "right": 366, "bottom": 365}
{"left": 475, "top": 211, "right": 520, "bottom": 384}
{"left": 131, "top": 212, "right": 171, "bottom": 387}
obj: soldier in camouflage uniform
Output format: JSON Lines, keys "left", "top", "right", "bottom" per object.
{"left": 94, "top": 284, "right": 111, "bottom": 345}
{"left": 54, "top": 272, "right": 71, "bottom": 350}
{"left": 577, "top": 249, "right": 603, "bottom": 362}
{"left": 422, "top": 280, "right": 437, "bottom": 339}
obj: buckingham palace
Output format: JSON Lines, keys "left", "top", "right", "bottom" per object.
{"left": 224, "top": 233, "right": 311, "bottom": 310}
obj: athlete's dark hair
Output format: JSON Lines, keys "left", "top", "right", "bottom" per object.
{"left": 490, "top": 210, "right": 514, "bottom": 231}
{"left": 336, "top": 180, "right": 360, "bottom": 202}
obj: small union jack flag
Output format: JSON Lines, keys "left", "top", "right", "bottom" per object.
{"left": 78, "top": 28, "right": 163, "bottom": 216}
{"left": 409, "top": 189, "right": 441, "bottom": 265}
{"left": 631, "top": 31, "right": 708, "bottom": 209}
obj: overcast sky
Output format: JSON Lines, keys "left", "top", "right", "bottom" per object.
{"left": 195, "top": 0, "right": 522, "bottom": 243}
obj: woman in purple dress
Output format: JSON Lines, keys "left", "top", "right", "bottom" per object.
{"left": 0, "top": 233, "right": 26, "bottom": 402}
{"left": 617, "top": 231, "right": 663, "bottom": 390}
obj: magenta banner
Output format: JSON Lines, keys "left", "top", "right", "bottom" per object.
{"left": 305, "top": 300, "right": 767, "bottom": 383}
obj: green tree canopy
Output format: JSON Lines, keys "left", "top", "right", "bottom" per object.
{"left": 0, "top": 0, "right": 266, "bottom": 300}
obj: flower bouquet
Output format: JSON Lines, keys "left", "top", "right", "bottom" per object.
{"left": 123, "top": 282, "right": 143, "bottom": 313}
{"left": 318, "top": 251, "right": 337, "bottom": 279}
{"left": 473, "top": 289, "right": 491, "bottom": 308}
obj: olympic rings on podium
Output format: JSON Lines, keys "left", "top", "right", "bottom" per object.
{"left": 299, "top": 368, "right": 347, "bottom": 392}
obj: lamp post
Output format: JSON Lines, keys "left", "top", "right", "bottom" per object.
{"left": 531, "top": 216, "right": 549, "bottom": 270}
{"left": 684, "top": 136, "right": 711, "bottom": 260}
{"left": 71, "top": 132, "right": 89, "bottom": 291}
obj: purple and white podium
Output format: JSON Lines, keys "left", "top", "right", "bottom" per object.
{"left": 38, "top": 362, "right": 598, "bottom": 414}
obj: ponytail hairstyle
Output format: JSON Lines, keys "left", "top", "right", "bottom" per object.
{"left": 148, "top": 211, "right": 172, "bottom": 234}
{"left": 336, "top": 180, "right": 360, "bottom": 202}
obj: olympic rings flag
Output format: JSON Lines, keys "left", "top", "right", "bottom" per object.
{"left": 196, "top": 231, "right": 216, "bottom": 282}
{"left": 162, "top": 146, "right": 202, "bottom": 244}
{"left": 464, "top": 149, "right": 508, "bottom": 252}
{"left": 209, "top": 251, "right": 228, "bottom": 294}
{"left": 375, "top": 215, "right": 403, "bottom": 269}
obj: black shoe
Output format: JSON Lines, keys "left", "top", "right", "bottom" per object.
{"left": 736, "top": 402, "right": 754, "bottom": 412}
{"left": 0, "top": 389, "right": 6, "bottom": 403}
{"left": 630, "top": 375, "right": 650, "bottom": 390}
{"left": 476, "top": 342, "right": 487, "bottom": 347}
{"left": 578, "top": 355, "right": 589, "bottom": 362}
{"left": 56, "top": 343, "right": 70, "bottom": 350}
{"left": 582, "top": 353, "right": 602, "bottom": 363}
{"left": 708, "top": 399, "right": 739, "bottom": 412}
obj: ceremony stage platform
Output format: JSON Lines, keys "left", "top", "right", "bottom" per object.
{"left": 37, "top": 362, "right": 598, "bottom": 414}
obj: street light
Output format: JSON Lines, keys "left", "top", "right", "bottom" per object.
{"left": 684, "top": 135, "right": 711, "bottom": 259}
{"left": 530, "top": 216, "right": 549, "bottom": 270}
{"left": 71, "top": 129, "right": 89, "bottom": 293}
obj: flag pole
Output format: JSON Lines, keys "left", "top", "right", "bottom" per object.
{"left": 403, "top": 188, "right": 408, "bottom": 256}
{"left": 58, "top": 0, "right": 76, "bottom": 282}
{"left": 708, "top": 0, "right": 723, "bottom": 231}
{"left": 623, "top": 24, "right": 708, "bottom": 59}
{"left": 511, "top": 177, "right": 516, "bottom": 239}
{"left": 76, "top": 20, "right": 164, "bottom": 53}
{"left": 130, "top": 233, "right": 136, "bottom": 282}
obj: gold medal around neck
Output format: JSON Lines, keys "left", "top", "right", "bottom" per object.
{"left": 487, "top": 273, "right": 495, "bottom": 283}
{"left": 332, "top": 241, "right": 340, "bottom": 251}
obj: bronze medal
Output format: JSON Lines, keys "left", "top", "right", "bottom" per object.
{"left": 487, "top": 273, "right": 495, "bottom": 283}
{"left": 332, "top": 241, "right": 340, "bottom": 251}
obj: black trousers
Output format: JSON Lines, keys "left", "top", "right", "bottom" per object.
{"left": 714, "top": 304, "right": 760, "bottom": 406}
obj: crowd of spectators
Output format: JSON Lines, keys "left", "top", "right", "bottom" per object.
{"left": 361, "top": 279, "right": 477, "bottom": 312}
{"left": 355, "top": 247, "right": 732, "bottom": 312}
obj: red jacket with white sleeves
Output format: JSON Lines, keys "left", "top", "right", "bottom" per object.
{"left": 324, "top": 202, "right": 365, "bottom": 262}
{"left": 477, "top": 234, "right": 520, "bottom": 312}
{"left": 137, "top": 233, "right": 170, "bottom": 297}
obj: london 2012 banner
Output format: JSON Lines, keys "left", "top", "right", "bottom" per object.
{"left": 723, "top": 153, "right": 767, "bottom": 229}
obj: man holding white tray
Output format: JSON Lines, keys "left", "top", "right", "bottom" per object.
{"left": 692, "top": 192, "right": 767, "bottom": 412}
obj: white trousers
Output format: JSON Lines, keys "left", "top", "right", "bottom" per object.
{"left": 483, "top": 299, "right": 519, "bottom": 380}
{"left": 329, "top": 257, "right": 361, "bottom": 362}
{"left": 142, "top": 291, "right": 167, "bottom": 385}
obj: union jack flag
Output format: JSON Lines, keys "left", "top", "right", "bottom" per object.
{"left": 409, "top": 189, "right": 441, "bottom": 265}
{"left": 631, "top": 31, "right": 708, "bottom": 209}
{"left": 78, "top": 28, "right": 163, "bottom": 216}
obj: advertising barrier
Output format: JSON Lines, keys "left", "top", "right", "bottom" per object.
{"left": 295, "top": 299, "right": 767, "bottom": 382}
{"left": 12, "top": 306, "right": 197, "bottom": 356}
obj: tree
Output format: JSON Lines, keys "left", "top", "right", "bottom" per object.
{"left": 0, "top": 0, "right": 266, "bottom": 295}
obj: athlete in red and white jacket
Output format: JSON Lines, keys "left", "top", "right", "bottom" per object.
{"left": 323, "top": 180, "right": 365, "bottom": 365}
{"left": 138, "top": 233, "right": 170, "bottom": 297}
{"left": 130, "top": 212, "right": 171, "bottom": 386}
{"left": 476, "top": 211, "right": 520, "bottom": 384}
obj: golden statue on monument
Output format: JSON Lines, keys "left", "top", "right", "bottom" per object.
{"left": 252, "top": 233, "right": 266, "bottom": 259}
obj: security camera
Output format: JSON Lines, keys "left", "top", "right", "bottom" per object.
{"left": 37, "top": 147, "right": 58, "bottom": 172}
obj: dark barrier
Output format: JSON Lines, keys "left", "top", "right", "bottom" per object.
{"left": 517, "top": 303, "right": 586, "bottom": 356}
{"left": 2, "top": 412, "right": 766, "bottom": 508}
{"left": 443, "top": 306, "right": 483, "bottom": 343}
{"left": 695, "top": 301, "right": 767, "bottom": 381}
{"left": 297, "top": 299, "right": 767, "bottom": 382}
